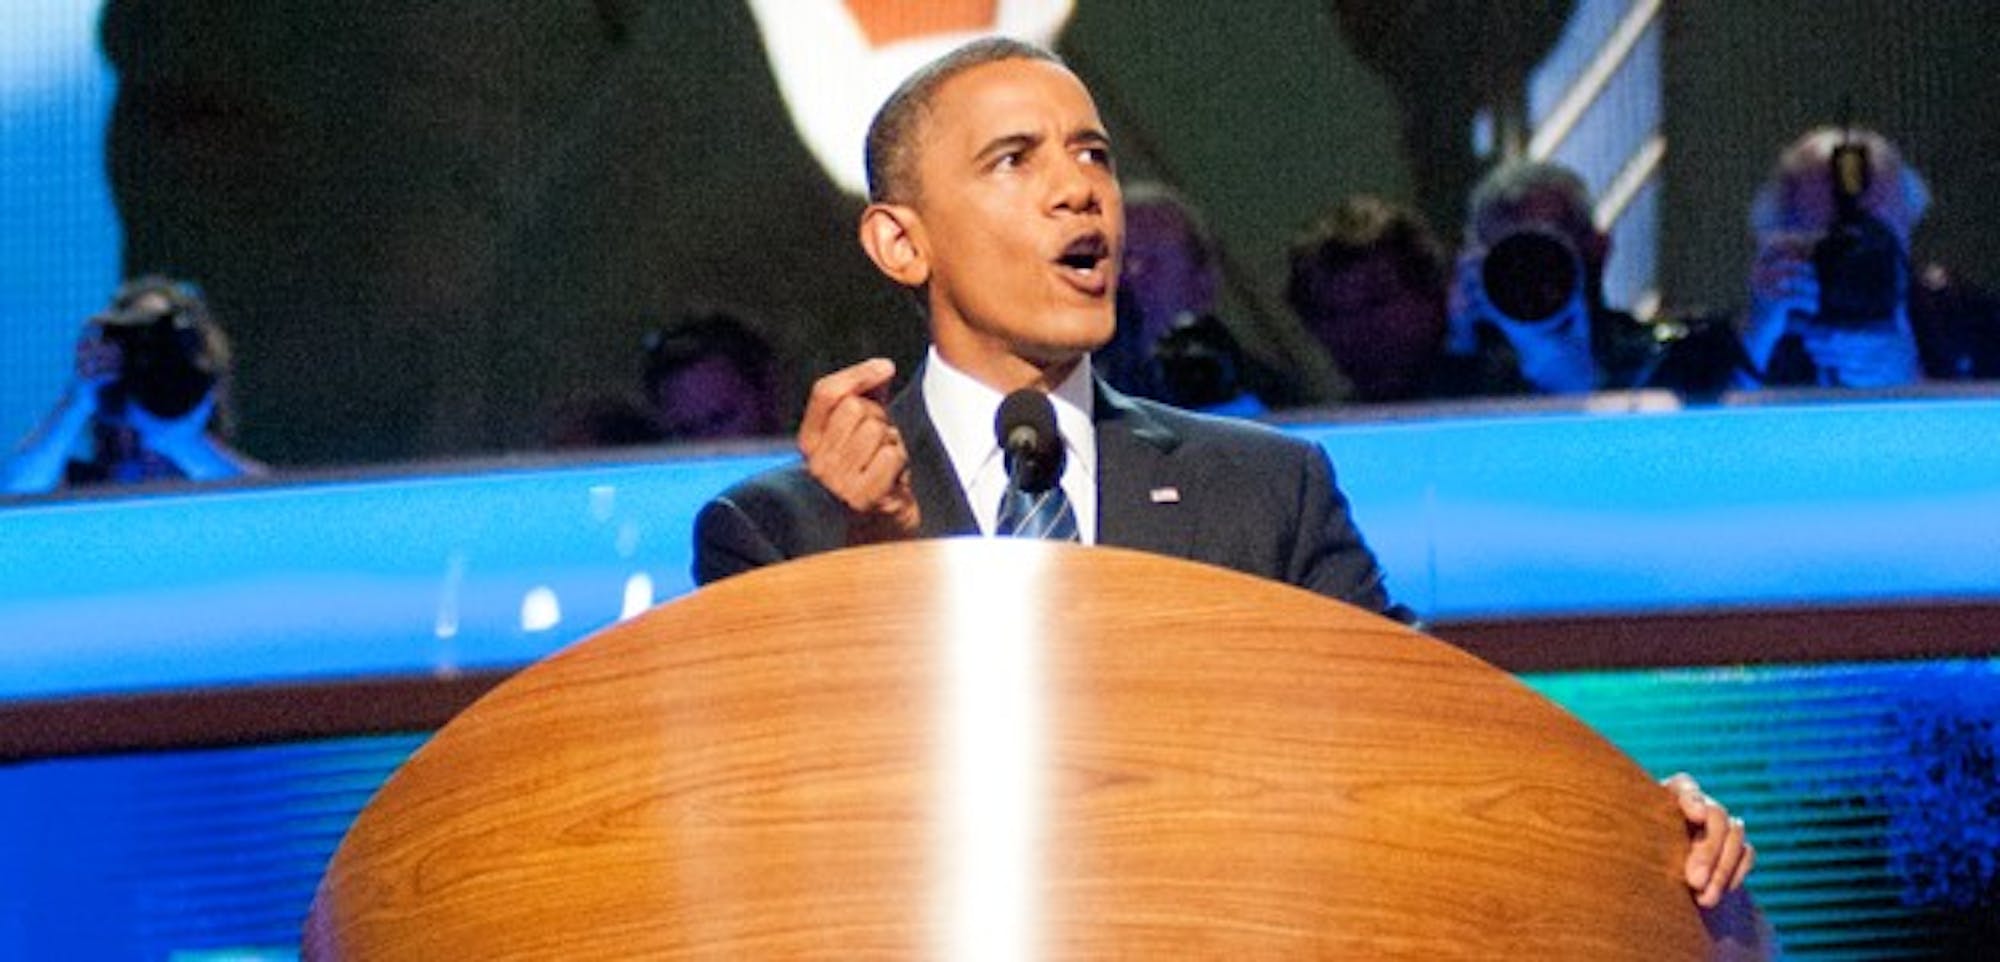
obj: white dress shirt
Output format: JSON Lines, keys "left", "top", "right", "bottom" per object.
{"left": 920, "top": 348, "right": 1098, "bottom": 543}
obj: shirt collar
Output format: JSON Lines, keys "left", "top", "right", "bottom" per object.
{"left": 921, "top": 347, "right": 1097, "bottom": 497}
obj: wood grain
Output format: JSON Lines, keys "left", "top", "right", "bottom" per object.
{"left": 305, "top": 540, "right": 1713, "bottom": 959}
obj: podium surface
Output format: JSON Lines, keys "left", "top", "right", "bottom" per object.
{"left": 306, "top": 540, "right": 1711, "bottom": 959}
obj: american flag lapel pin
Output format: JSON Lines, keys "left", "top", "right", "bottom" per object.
{"left": 1149, "top": 486, "right": 1181, "bottom": 504}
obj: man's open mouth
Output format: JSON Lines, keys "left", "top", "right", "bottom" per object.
{"left": 1054, "top": 232, "right": 1112, "bottom": 293}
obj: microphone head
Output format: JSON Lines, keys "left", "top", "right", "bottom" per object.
{"left": 994, "top": 388, "right": 1065, "bottom": 493}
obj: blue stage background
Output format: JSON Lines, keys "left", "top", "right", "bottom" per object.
{"left": 6, "top": 394, "right": 2000, "bottom": 703}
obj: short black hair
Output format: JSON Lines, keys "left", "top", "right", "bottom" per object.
{"left": 863, "top": 36, "right": 1064, "bottom": 204}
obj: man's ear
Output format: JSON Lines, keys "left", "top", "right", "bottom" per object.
{"left": 859, "top": 202, "right": 931, "bottom": 288}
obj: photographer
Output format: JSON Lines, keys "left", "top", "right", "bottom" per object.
{"left": 1100, "top": 182, "right": 1268, "bottom": 416}
{"left": 1446, "top": 161, "right": 1741, "bottom": 398}
{"left": 2, "top": 276, "right": 263, "bottom": 496}
{"left": 1740, "top": 126, "right": 2000, "bottom": 389}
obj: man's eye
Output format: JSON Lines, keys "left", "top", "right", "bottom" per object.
{"left": 994, "top": 152, "right": 1023, "bottom": 170}
{"left": 1079, "top": 146, "right": 1112, "bottom": 167}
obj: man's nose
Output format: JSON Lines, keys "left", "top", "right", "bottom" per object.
{"left": 1047, "top": 157, "right": 1101, "bottom": 215}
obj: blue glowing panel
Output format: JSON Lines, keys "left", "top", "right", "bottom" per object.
{"left": 1, "top": 451, "right": 786, "bottom": 701}
{"left": 1302, "top": 398, "right": 2000, "bottom": 618}
{"left": 1523, "top": 659, "right": 2000, "bottom": 956}
{"left": 0, "top": 734, "right": 421, "bottom": 959}
{"left": 6, "top": 397, "right": 2000, "bottom": 701}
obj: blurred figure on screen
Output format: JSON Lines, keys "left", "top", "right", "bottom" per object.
{"left": 1285, "top": 195, "right": 1451, "bottom": 403}
{"left": 2, "top": 276, "right": 263, "bottom": 495}
{"left": 643, "top": 309, "right": 785, "bottom": 442}
{"left": 1739, "top": 126, "right": 2000, "bottom": 389}
{"left": 543, "top": 309, "right": 785, "bottom": 451}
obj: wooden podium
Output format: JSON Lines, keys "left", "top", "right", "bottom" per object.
{"left": 304, "top": 540, "right": 1729, "bottom": 958}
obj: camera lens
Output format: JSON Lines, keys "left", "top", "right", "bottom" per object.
{"left": 99, "top": 307, "right": 215, "bottom": 419}
{"left": 1810, "top": 215, "right": 1905, "bottom": 328}
{"left": 1481, "top": 229, "right": 1581, "bottom": 324}
{"left": 1148, "top": 313, "right": 1242, "bottom": 409}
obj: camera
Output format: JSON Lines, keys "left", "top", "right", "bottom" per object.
{"left": 95, "top": 282, "right": 217, "bottom": 420}
{"left": 1147, "top": 312, "right": 1245, "bottom": 409}
{"left": 1480, "top": 226, "right": 1582, "bottom": 324}
{"left": 1809, "top": 140, "right": 1906, "bottom": 328}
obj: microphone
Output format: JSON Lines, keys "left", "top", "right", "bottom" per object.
{"left": 994, "top": 389, "right": 1065, "bottom": 495}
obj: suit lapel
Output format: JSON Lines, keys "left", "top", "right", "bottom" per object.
{"left": 890, "top": 375, "right": 980, "bottom": 538}
{"left": 1092, "top": 381, "right": 1196, "bottom": 559}
{"left": 889, "top": 369, "right": 1190, "bottom": 550}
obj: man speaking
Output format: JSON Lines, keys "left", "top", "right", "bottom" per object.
{"left": 691, "top": 37, "right": 1751, "bottom": 909}
{"left": 694, "top": 38, "right": 1395, "bottom": 615}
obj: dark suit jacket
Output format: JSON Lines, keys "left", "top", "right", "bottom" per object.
{"left": 693, "top": 377, "right": 1404, "bottom": 620}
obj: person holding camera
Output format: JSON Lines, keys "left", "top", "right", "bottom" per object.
{"left": 1098, "top": 181, "right": 1269, "bottom": 417}
{"left": 1445, "top": 161, "right": 1742, "bottom": 399}
{"left": 1740, "top": 126, "right": 2000, "bottom": 389}
{"left": 2, "top": 276, "right": 263, "bottom": 496}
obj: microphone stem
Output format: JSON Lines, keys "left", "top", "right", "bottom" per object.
{"left": 1004, "top": 443, "right": 1034, "bottom": 495}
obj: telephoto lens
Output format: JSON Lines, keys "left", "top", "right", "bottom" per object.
{"left": 1148, "top": 313, "right": 1243, "bottom": 409}
{"left": 1810, "top": 214, "right": 1905, "bottom": 328}
{"left": 1481, "top": 228, "right": 1581, "bottom": 324}
{"left": 1809, "top": 138, "right": 1906, "bottom": 329}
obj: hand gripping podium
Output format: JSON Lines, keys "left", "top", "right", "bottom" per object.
{"left": 304, "top": 540, "right": 1733, "bottom": 959}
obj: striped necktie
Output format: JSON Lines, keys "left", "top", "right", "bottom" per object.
{"left": 996, "top": 483, "right": 1079, "bottom": 541}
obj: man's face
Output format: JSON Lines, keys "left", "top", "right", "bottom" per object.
{"left": 903, "top": 58, "right": 1123, "bottom": 388}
